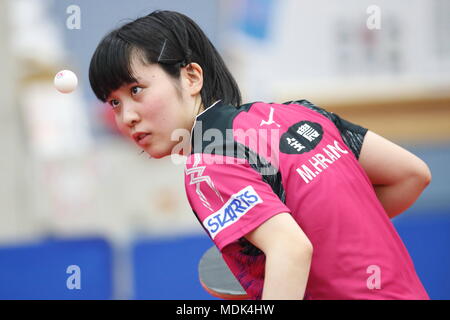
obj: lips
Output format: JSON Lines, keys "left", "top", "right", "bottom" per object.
{"left": 132, "top": 132, "right": 151, "bottom": 145}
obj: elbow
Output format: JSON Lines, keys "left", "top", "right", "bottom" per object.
{"left": 269, "top": 241, "right": 313, "bottom": 273}
{"left": 267, "top": 237, "right": 313, "bottom": 261}
{"left": 423, "top": 166, "right": 432, "bottom": 187}
{"left": 414, "top": 161, "right": 432, "bottom": 189}
{"left": 304, "top": 239, "right": 314, "bottom": 257}
{"left": 293, "top": 239, "right": 314, "bottom": 261}
{"left": 403, "top": 157, "right": 432, "bottom": 190}
{"left": 288, "top": 233, "right": 313, "bottom": 258}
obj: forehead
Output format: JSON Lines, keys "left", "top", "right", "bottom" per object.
{"left": 129, "top": 55, "right": 159, "bottom": 80}
{"left": 108, "top": 60, "right": 161, "bottom": 98}
{"left": 130, "top": 52, "right": 184, "bottom": 90}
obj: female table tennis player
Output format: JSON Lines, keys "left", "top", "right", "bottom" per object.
{"left": 89, "top": 10, "right": 431, "bottom": 300}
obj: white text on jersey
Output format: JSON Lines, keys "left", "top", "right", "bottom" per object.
{"left": 296, "top": 140, "right": 349, "bottom": 184}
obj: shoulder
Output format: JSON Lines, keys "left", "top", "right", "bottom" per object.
{"left": 190, "top": 101, "right": 261, "bottom": 153}
{"left": 195, "top": 101, "right": 258, "bottom": 130}
{"left": 282, "top": 99, "right": 335, "bottom": 120}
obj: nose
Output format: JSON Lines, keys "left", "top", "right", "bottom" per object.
{"left": 122, "top": 102, "right": 140, "bottom": 127}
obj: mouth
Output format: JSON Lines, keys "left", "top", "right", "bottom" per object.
{"left": 133, "top": 132, "right": 151, "bottom": 145}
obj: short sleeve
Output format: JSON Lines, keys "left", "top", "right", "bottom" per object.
{"left": 286, "top": 99, "right": 369, "bottom": 159}
{"left": 184, "top": 153, "right": 291, "bottom": 251}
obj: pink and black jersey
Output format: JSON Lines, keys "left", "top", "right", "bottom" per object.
{"left": 184, "top": 99, "right": 429, "bottom": 300}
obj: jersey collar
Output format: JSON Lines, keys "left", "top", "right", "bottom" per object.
{"left": 189, "top": 100, "right": 222, "bottom": 155}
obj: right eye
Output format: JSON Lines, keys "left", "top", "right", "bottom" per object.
{"left": 109, "top": 99, "right": 120, "bottom": 109}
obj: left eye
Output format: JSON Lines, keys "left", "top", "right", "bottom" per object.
{"left": 131, "top": 86, "right": 143, "bottom": 95}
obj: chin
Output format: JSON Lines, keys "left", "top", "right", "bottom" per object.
{"left": 147, "top": 145, "right": 172, "bottom": 159}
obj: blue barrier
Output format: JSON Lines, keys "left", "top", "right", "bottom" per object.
{"left": 131, "top": 234, "right": 217, "bottom": 300}
{"left": 0, "top": 237, "right": 113, "bottom": 299}
{"left": 0, "top": 213, "right": 448, "bottom": 299}
{"left": 394, "top": 210, "right": 450, "bottom": 300}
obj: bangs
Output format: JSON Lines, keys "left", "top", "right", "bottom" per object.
{"left": 89, "top": 31, "right": 142, "bottom": 102}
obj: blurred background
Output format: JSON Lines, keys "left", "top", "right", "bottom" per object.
{"left": 0, "top": 0, "right": 449, "bottom": 299}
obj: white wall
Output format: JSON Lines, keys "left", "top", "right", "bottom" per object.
{"left": 222, "top": 0, "right": 450, "bottom": 103}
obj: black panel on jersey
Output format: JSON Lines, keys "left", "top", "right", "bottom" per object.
{"left": 284, "top": 100, "right": 368, "bottom": 159}
{"left": 191, "top": 101, "right": 253, "bottom": 154}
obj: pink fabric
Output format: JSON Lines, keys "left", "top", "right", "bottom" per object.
{"left": 184, "top": 102, "right": 429, "bottom": 300}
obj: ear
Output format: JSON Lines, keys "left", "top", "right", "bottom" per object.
{"left": 181, "top": 62, "right": 203, "bottom": 96}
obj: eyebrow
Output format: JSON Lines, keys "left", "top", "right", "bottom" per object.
{"left": 124, "top": 78, "right": 142, "bottom": 89}
{"left": 106, "top": 78, "right": 143, "bottom": 100}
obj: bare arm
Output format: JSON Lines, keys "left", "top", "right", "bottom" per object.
{"left": 359, "top": 130, "right": 432, "bottom": 218}
{"left": 245, "top": 213, "right": 313, "bottom": 300}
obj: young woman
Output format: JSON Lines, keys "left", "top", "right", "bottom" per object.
{"left": 89, "top": 10, "right": 432, "bottom": 300}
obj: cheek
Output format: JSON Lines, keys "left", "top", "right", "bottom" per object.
{"left": 114, "top": 116, "right": 129, "bottom": 136}
{"left": 143, "top": 97, "right": 178, "bottom": 127}
{"left": 140, "top": 101, "right": 163, "bottom": 125}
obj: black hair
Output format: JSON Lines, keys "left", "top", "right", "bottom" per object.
{"left": 89, "top": 10, "right": 242, "bottom": 108}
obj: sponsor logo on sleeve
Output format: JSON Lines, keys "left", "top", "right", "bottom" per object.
{"left": 203, "top": 186, "right": 263, "bottom": 239}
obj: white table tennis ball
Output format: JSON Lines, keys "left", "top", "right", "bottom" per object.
{"left": 54, "top": 70, "right": 78, "bottom": 93}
